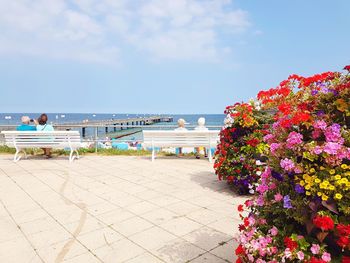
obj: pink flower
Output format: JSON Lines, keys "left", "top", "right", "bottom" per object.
{"left": 248, "top": 216, "right": 256, "bottom": 226}
{"left": 280, "top": 158, "right": 295, "bottom": 171}
{"left": 313, "top": 146, "right": 323, "bottom": 154}
{"left": 284, "top": 248, "right": 292, "bottom": 259}
{"left": 294, "top": 167, "right": 302, "bottom": 174}
{"left": 270, "top": 143, "right": 281, "bottom": 155}
{"left": 297, "top": 251, "right": 305, "bottom": 260}
{"left": 323, "top": 142, "right": 341, "bottom": 155}
{"left": 310, "top": 244, "right": 320, "bottom": 255}
{"left": 256, "top": 184, "right": 269, "bottom": 194}
{"left": 269, "top": 183, "right": 277, "bottom": 190}
{"left": 269, "top": 226, "right": 278, "bottom": 236}
{"left": 312, "top": 130, "right": 322, "bottom": 139}
{"left": 256, "top": 196, "right": 265, "bottom": 206}
{"left": 314, "top": 120, "right": 327, "bottom": 130}
{"left": 324, "top": 123, "right": 342, "bottom": 143}
{"left": 247, "top": 254, "right": 254, "bottom": 262}
{"left": 274, "top": 193, "right": 283, "bottom": 202}
{"left": 263, "top": 134, "right": 274, "bottom": 143}
{"left": 321, "top": 252, "right": 331, "bottom": 262}
{"left": 286, "top": 131, "right": 303, "bottom": 149}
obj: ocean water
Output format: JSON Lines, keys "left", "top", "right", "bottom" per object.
{"left": 0, "top": 113, "right": 224, "bottom": 126}
{"left": 0, "top": 113, "right": 225, "bottom": 141}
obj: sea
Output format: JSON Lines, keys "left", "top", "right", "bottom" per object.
{"left": 0, "top": 113, "right": 225, "bottom": 141}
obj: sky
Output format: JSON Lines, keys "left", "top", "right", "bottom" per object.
{"left": 0, "top": 0, "right": 349, "bottom": 114}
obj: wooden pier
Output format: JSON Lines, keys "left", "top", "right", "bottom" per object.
{"left": 53, "top": 116, "right": 173, "bottom": 138}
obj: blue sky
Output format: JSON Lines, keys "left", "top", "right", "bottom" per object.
{"left": 0, "top": 0, "right": 349, "bottom": 114}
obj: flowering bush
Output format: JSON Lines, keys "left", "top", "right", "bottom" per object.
{"left": 235, "top": 66, "right": 350, "bottom": 262}
{"left": 214, "top": 102, "right": 271, "bottom": 194}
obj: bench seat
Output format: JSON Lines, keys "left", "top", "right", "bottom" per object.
{"left": 142, "top": 130, "right": 220, "bottom": 162}
{"left": 1, "top": 131, "right": 82, "bottom": 162}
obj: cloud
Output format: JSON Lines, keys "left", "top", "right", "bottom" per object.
{"left": 0, "top": 0, "right": 250, "bottom": 64}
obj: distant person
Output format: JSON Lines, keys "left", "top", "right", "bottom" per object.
{"left": 175, "top": 118, "right": 187, "bottom": 155}
{"left": 35, "top": 114, "right": 54, "bottom": 158}
{"left": 195, "top": 117, "right": 209, "bottom": 159}
{"left": 16, "top": 116, "right": 36, "bottom": 131}
{"left": 175, "top": 118, "right": 187, "bottom": 131}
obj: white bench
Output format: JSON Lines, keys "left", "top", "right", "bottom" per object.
{"left": 1, "top": 131, "right": 82, "bottom": 162}
{"left": 142, "top": 130, "right": 220, "bottom": 162}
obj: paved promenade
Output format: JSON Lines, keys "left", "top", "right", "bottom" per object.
{"left": 0, "top": 155, "right": 243, "bottom": 263}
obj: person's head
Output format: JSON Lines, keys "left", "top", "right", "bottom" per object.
{"left": 38, "top": 114, "right": 48, "bottom": 125}
{"left": 21, "top": 116, "right": 30, "bottom": 125}
{"left": 197, "top": 117, "right": 206, "bottom": 127}
{"left": 177, "top": 118, "right": 186, "bottom": 128}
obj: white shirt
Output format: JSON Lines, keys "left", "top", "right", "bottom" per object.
{"left": 194, "top": 126, "right": 208, "bottom": 131}
{"left": 175, "top": 127, "right": 187, "bottom": 131}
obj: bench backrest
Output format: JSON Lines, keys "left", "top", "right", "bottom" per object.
{"left": 143, "top": 130, "right": 220, "bottom": 147}
{"left": 1, "top": 131, "right": 81, "bottom": 149}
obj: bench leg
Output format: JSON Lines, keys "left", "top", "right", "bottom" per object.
{"left": 75, "top": 149, "right": 80, "bottom": 159}
{"left": 151, "top": 149, "right": 155, "bottom": 162}
{"left": 69, "top": 149, "right": 80, "bottom": 163}
{"left": 208, "top": 147, "right": 212, "bottom": 163}
{"left": 14, "top": 148, "right": 24, "bottom": 162}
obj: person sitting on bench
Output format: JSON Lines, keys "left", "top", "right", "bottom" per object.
{"left": 16, "top": 116, "right": 36, "bottom": 131}
{"left": 175, "top": 118, "right": 187, "bottom": 155}
{"left": 35, "top": 114, "right": 54, "bottom": 158}
{"left": 195, "top": 117, "right": 209, "bottom": 159}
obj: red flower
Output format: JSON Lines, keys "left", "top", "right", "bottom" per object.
{"left": 280, "top": 118, "right": 292, "bottom": 128}
{"left": 343, "top": 65, "right": 350, "bottom": 71}
{"left": 235, "top": 244, "right": 245, "bottom": 255}
{"left": 237, "top": 204, "right": 244, "bottom": 212}
{"left": 343, "top": 256, "right": 350, "bottom": 263}
{"left": 309, "top": 257, "right": 327, "bottom": 263}
{"left": 243, "top": 217, "right": 249, "bottom": 227}
{"left": 236, "top": 258, "right": 243, "bottom": 263}
{"left": 283, "top": 237, "right": 298, "bottom": 251}
{"left": 291, "top": 112, "right": 311, "bottom": 124}
{"left": 337, "top": 224, "right": 350, "bottom": 236}
{"left": 337, "top": 236, "right": 350, "bottom": 248}
{"left": 288, "top": 74, "right": 303, "bottom": 81}
{"left": 238, "top": 224, "right": 246, "bottom": 231}
{"left": 246, "top": 138, "right": 260, "bottom": 147}
{"left": 313, "top": 215, "right": 334, "bottom": 231}
{"left": 277, "top": 87, "right": 291, "bottom": 97}
{"left": 278, "top": 102, "right": 292, "bottom": 115}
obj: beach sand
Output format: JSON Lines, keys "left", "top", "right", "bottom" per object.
{"left": 0, "top": 155, "right": 243, "bottom": 263}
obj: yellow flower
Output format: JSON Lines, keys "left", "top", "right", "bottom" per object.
{"left": 329, "top": 185, "right": 335, "bottom": 191}
{"left": 317, "top": 192, "right": 322, "bottom": 196}
{"left": 323, "top": 180, "right": 330, "bottom": 186}
{"left": 305, "top": 184, "right": 311, "bottom": 190}
{"left": 341, "top": 178, "right": 348, "bottom": 184}
{"left": 335, "top": 174, "right": 341, "bottom": 180}
{"left": 306, "top": 191, "right": 311, "bottom": 196}
{"left": 322, "top": 195, "right": 329, "bottom": 201}
{"left": 320, "top": 183, "right": 326, "bottom": 189}
{"left": 329, "top": 169, "right": 336, "bottom": 175}
{"left": 320, "top": 166, "right": 325, "bottom": 170}
{"left": 335, "top": 193, "right": 343, "bottom": 200}
{"left": 309, "top": 168, "right": 316, "bottom": 173}
{"left": 299, "top": 180, "right": 305, "bottom": 186}
{"left": 303, "top": 174, "right": 310, "bottom": 180}
{"left": 341, "top": 164, "right": 348, "bottom": 169}
{"left": 315, "top": 178, "right": 321, "bottom": 184}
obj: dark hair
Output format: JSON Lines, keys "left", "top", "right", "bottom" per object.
{"left": 38, "top": 114, "right": 48, "bottom": 125}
